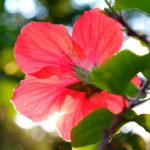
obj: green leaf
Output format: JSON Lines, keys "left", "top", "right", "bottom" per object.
{"left": 124, "top": 82, "right": 138, "bottom": 98}
{"left": 91, "top": 50, "right": 150, "bottom": 94}
{"left": 123, "top": 110, "right": 137, "bottom": 120}
{"left": 110, "top": 132, "right": 146, "bottom": 150}
{"left": 116, "top": 110, "right": 137, "bottom": 131}
{"left": 73, "top": 64, "right": 92, "bottom": 84}
{"left": 72, "top": 143, "right": 99, "bottom": 150}
{"left": 139, "top": 38, "right": 150, "bottom": 51}
{"left": 127, "top": 134, "right": 146, "bottom": 150}
{"left": 71, "top": 108, "right": 113, "bottom": 150}
{"left": 134, "top": 114, "right": 150, "bottom": 133}
{"left": 114, "top": 0, "right": 150, "bottom": 16}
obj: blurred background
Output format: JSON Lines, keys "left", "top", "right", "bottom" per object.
{"left": 0, "top": 0, "right": 150, "bottom": 150}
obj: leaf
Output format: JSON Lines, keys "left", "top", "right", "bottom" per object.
{"left": 73, "top": 64, "right": 92, "bottom": 84}
{"left": 91, "top": 50, "right": 150, "bottom": 94}
{"left": 114, "top": 0, "right": 150, "bottom": 16}
{"left": 71, "top": 108, "right": 113, "bottom": 150}
{"left": 134, "top": 114, "right": 150, "bottom": 133}
{"left": 127, "top": 134, "right": 146, "bottom": 150}
{"left": 71, "top": 108, "right": 148, "bottom": 150}
{"left": 110, "top": 132, "right": 146, "bottom": 150}
{"left": 116, "top": 110, "right": 137, "bottom": 131}
{"left": 124, "top": 82, "right": 139, "bottom": 98}
{"left": 72, "top": 143, "right": 99, "bottom": 150}
{"left": 123, "top": 110, "right": 137, "bottom": 120}
{"left": 139, "top": 37, "right": 150, "bottom": 51}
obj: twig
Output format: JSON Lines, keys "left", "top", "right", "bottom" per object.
{"left": 118, "top": 13, "right": 150, "bottom": 46}
{"left": 98, "top": 129, "right": 109, "bottom": 150}
{"left": 97, "top": 79, "right": 149, "bottom": 150}
{"left": 104, "top": 0, "right": 150, "bottom": 46}
{"left": 129, "top": 78, "right": 148, "bottom": 107}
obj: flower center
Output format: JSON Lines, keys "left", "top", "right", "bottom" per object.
{"left": 67, "top": 81, "right": 101, "bottom": 99}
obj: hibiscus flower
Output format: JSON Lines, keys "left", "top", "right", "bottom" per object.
{"left": 12, "top": 8, "right": 140, "bottom": 140}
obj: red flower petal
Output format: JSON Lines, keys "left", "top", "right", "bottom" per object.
{"left": 90, "top": 91, "right": 126, "bottom": 114}
{"left": 11, "top": 75, "right": 76, "bottom": 121}
{"left": 57, "top": 92, "right": 96, "bottom": 140}
{"left": 30, "top": 65, "right": 77, "bottom": 79}
{"left": 57, "top": 90, "right": 125, "bottom": 140}
{"left": 14, "top": 22, "right": 82, "bottom": 77}
{"left": 131, "top": 76, "right": 142, "bottom": 89}
{"left": 72, "top": 8, "right": 123, "bottom": 67}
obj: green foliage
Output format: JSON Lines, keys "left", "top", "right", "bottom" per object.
{"left": 91, "top": 50, "right": 150, "bottom": 95}
{"left": 72, "top": 143, "right": 99, "bottom": 150}
{"left": 122, "top": 110, "right": 137, "bottom": 120}
{"left": 71, "top": 108, "right": 150, "bottom": 150}
{"left": 134, "top": 114, "right": 150, "bottom": 133}
{"left": 71, "top": 109, "right": 113, "bottom": 150}
{"left": 109, "top": 132, "right": 146, "bottom": 150}
{"left": 126, "top": 134, "right": 146, "bottom": 150}
{"left": 73, "top": 64, "right": 92, "bottom": 84}
{"left": 124, "top": 82, "right": 139, "bottom": 98}
{"left": 114, "top": 0, "right": 150, "bottom": 16}
{"left": 116, "top": 110, "right": 137, "bottom": 130}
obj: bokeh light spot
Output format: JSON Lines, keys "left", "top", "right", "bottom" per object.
{"left": 5, "top": 0, "right": 37, "bottom": 18}
{"left": 4, "top": 0, "right": 48, "bottom": 19}
{"left": 4, "top": 61, "right": 19, "bottom": 75}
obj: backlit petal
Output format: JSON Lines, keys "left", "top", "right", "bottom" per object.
{"left": 11, "top": 75, "right": 77, "bottom": 122}
{"left": 131, "top": 76, "right": 142, "bottom": 89}
{"left": 57, "top": 92, "right": 96, "bottom": 140}
{"left": 72, "top": 8, "right": 123, "bottom": 67}
{"left": 14, "top": 22, "right": 82, "bottom": 77}
{"left": 57, "top": 90, "right": 125, "bottom": 140}
{"left": 90, "top": 91, "right": 126, "bottom": 114}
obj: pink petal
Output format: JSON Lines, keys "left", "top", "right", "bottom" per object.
{"left": 72, "top": 8, "right": 123, "bottom": 68}
{"left": 30, "top": 65, "right": 77, "bottom": 79}
{"left": 131, "top": 76, "right": 142, "bottom": 89}
{"left": 11, "top": 75, "right": 76, "bottom": 121}
{"left": 57, "top": 90, "right": 125, "bottom": 140}
{"left": 14, "top": 22, "right": 82, "bottom": 77}
{"left": 90, "top": 91, "right": 126, "bottom": 114}
{"left": 57, "top": 92, "right": 96, "bottom": 141}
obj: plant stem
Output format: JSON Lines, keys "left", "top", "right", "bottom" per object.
{"left": 129, "top": 78, "right": 148, "bottom": 107}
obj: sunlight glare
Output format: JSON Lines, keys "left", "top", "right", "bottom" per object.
{"left": 14, "top": 114, "right": 35, "bottom": 129}
{"left": 5, "top": 0, "right": 37, "bottom": 18}
{"left": 121, "top": 122, "right": 150, "bottom": 142}
{"left": 122, "top": 37, "right": 149, "bottom": 56}
{"left": 71, "top": 0, "right": 108, "bottom": 9}
{"left": 14, "top": 112, "right": 62, "bottom": 132}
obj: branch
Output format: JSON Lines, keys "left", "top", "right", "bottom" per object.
{"left": 104, "top": 0, "right": 150, "bottom": 46}
{"left": 118, "top": 13, "right": 150, "bottom": 46}
{"left": 97, "top": 79, "right": 149, "bottom": 150}
{"left": 129, "top": 78, "right": 148, "bottom": 107}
